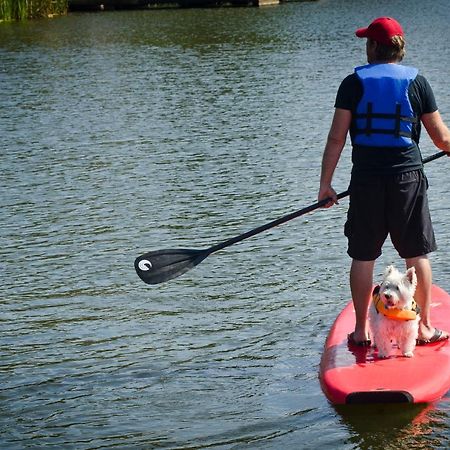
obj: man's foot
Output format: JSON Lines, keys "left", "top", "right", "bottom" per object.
{"left": 348, "top": 331, "right": 371, "bottom": 347}
{"left": 417, "top": 328, "right": 449, "bottom": 346}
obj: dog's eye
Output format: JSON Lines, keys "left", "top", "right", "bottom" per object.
{"left": 384, "top": 283, "right": 399, "bottom": 291}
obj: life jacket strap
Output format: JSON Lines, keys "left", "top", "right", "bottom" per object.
{"left": 354, "top": 102, "right": 418, "bottom": 138}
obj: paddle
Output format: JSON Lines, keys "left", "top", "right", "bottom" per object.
{"left": 135, "top": 151, "right": 446, "bottom": 285}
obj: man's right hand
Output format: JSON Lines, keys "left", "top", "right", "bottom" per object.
{"left": 318, "top": 185, "right": 338, "bottom": 208}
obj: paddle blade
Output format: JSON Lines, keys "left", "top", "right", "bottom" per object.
{"left": 134, "top": 248, "right": 210, "bottom": 285}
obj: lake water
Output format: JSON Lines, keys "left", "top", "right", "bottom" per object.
{"left": 2, "top": 0, "right": 450, "bottom": 448}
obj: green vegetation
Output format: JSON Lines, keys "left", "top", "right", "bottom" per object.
{"left": 0, "top": 0, "right": 68, "bottom": 22}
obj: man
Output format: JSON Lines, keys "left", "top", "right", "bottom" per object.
{"left": 318, "top": 17, "right": 450, "bottom": 346}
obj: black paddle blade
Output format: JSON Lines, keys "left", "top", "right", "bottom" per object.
{"left": 134, "top": 248, "right": 210, "bottom": 285}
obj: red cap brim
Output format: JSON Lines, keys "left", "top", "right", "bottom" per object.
{"left": 355, "top": 27, "right": 369, "bottom": 38}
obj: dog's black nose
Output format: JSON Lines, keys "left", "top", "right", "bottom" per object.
{"left": 384, "top": 293, "right": 391, "bottom": 299}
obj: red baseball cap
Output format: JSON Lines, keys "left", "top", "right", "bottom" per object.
{"left": 355, "top": 17, "right": 404, "bottom": 46}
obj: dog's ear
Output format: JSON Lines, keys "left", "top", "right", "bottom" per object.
{"left": 405, "top": 266, "right": 417, "bottom": 288}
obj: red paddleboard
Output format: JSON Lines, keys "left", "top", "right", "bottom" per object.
{"left": 320, "top": 284, "right": 450, "bottom": 404}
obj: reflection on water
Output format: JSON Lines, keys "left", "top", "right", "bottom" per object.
{"left": 2, "top": 0, "right": 450, "bottom": 448}
{"left": 336, "top": 403, "right": 448, "bottom": 450}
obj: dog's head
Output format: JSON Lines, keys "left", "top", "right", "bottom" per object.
{"left": 379, "top": 265, "right": 417, "bottom": 310}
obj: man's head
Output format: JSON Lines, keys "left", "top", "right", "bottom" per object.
{"left": 355, "top": 17, "right": 406, "bottom": 63}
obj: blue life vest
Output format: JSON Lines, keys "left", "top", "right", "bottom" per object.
{"left": 353, "top": 64, "right": 419, "bottom": 147}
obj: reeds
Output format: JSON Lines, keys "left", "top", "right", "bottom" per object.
{"left": 0, "top": 0, "right": 68, "bottom": 21}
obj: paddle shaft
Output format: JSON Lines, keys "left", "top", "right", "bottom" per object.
{"left": 207, "top": 190, "right": 349, "bottom": 255}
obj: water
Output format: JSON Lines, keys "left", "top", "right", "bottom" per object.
{"left": 1, "top": 0, "right": 450, "bottom": 448}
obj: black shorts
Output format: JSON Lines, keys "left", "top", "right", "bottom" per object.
{"left": 344, "top": 169, "right": 437, "bottom": 261}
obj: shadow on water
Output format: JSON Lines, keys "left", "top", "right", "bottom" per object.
{"left": 335, "top": 401, "right": 449, "bottom": 449}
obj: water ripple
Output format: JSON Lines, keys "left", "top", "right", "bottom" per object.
{"left": 2, "top": 1, "right": 450, "bottom": 449}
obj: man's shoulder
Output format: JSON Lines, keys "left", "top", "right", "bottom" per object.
{"left": 409, "top": 73, "right": 437, "bottom": 113}
{"left": 409, "top": 73, "right": 435, "bottom": 100}
{"left": 341, "top": 72, "right": 359, "bottom": 85}
{"left": 335, "top": 73, "right": 362, "bottom": 109}
{"left": 412, "top": 73, "right": 431, "bottom": 89}
{"left": 338, "top": 72, "right": 362, "bottom": 93}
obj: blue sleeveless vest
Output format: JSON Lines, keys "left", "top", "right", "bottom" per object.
{"left": 353, "top": 64, "right": 418, "bottom": 147}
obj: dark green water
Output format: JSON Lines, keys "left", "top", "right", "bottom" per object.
{"left": 2, "top": 1, "right": 450, "bottom": 448}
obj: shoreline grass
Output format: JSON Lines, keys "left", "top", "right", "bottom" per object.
{"left": 0, "top": 0, "right": 68, "bottom": 22}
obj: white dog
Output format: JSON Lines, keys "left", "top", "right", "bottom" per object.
{"left": 369, "top": 265, "right": 420, "bottom": 358}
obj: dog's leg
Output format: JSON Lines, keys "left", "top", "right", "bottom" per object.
{"left": 399, "top": 323, "right": 418, "bottom": 358}
{"left": 400, "top": 338, "right": 415, "bottom": 358}
{"left": 376, "top": 339, "right": 391, "bottom": 359}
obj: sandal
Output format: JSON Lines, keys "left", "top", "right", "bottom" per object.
{"left": 348, "top": 332, "right": 371, "bottom": 347}
{"left": 417, "top": 328, "right": 449, "bottom": 346}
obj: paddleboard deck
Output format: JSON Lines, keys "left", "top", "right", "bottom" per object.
{"left": 320, "top": 284, "right": 450, "bottom": 404}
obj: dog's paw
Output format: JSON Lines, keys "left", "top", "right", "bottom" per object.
{"left": 403, "top": 351, "right": 414, "bottom": 358}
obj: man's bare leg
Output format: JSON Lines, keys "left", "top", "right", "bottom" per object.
{"left": 350, "top": 259, "right": 375, "bottom": 342}
{"left": 406, "top": 255, "right": 449, "bottom": 342}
